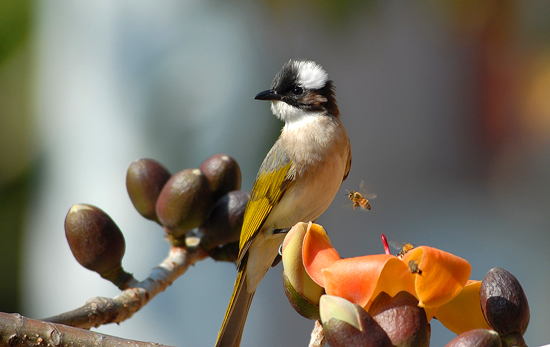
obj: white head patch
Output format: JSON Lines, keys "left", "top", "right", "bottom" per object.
{"left": 294, "top": 61, "right": 328, "bottom": 90}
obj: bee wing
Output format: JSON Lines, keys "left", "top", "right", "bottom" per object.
{"left": 358, "top": 181, "right": 377, "bottom": 200}
{"left": 388, "top": 240, "right": 406, "bottom": 251}
{"left": 342, "top": 201, "right": 355, "bottom": 209}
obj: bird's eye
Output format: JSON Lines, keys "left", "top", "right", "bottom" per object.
{"left": 293, "top": 86, "right": 303, "bottom": 95}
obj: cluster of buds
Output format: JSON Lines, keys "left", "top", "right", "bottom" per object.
{"left": 281, "top": 222, "right": 530, "bottom": 347}
{"left": 64, "top": 154, "right": 248, "bottom": 288}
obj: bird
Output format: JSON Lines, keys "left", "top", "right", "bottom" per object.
{"left": 215, "top": 59, "right": 352, "bottom": 347}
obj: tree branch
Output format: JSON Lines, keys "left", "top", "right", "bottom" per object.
{"left": 308, "top": 320, "right": 325, "bottom": 347}
{"left": 0, "top": 312, "right": 176, "bottom": 347}
{"left": 44, "top": 245, "right": 208, "bottom": 329}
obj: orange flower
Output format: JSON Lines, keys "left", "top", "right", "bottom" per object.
{"left": 302, "top": 224, "right": 414, "bottom": 309}
{"left": 402, "top": 246, "right": 471, "bottom": 308}
{"left": 287, "top": 222, "right": 473, "bottom": 328}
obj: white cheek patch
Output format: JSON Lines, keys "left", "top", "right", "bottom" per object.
{"left": 294, "top": 61, "right": 328, "bottom": 90}
{"left": 271, "top": 100, "right": 295, "bottom": 121}
{"left": 271, "top": 100, "right": 320, "bottom": 129}
{"left": 271, "top": 100, "right": 306, "bottom": 122}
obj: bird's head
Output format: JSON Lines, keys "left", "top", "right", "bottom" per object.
{"left": 254, "top": 60, "right": 340, "bottom": 124}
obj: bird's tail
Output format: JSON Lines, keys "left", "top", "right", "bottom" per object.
{"left": 215, "top": 265, "right": 255, "bottom": 347}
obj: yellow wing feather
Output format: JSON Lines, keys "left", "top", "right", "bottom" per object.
{"left": 237, "top": 161, "right": 293, "bottom": 267}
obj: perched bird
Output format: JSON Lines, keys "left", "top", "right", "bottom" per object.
{"left": 216, "top": 60, "right": 352, "bottom": 347}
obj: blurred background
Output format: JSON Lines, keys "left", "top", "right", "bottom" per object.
{"left": 1, "top": 0, "right": 549, "bottom": 346}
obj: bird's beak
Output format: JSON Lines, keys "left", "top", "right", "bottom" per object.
{"left": 254, "top": 90, "right": 282, "bottom": 101}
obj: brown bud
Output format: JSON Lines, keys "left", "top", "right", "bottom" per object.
{"left": 156, "top": 168, "right": 212, "bottom": 238}
{"left": 368, "top": 291, "right": 431, "bottom": 347}
{"left": 199, "top": 190, "right": 248, "bottom": 250}
{"left": 126, "top": 158, "right": 171, "bottom": 222}
{"left": 320, "top": 295, "right": 393, "bottom": 347}
{"left": 480, "top": 267, "right": 529, "bottom": 347}
{"left": 445, "top": 329, "right": 502, "bottom": 347}
{"left": 199, "top": 154, "right": 241, "bottom": 203}
{"left": 65, "top": 204, "right": 125, "bottom": 276}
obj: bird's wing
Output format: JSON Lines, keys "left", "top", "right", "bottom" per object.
{"left": 237, "top": 142, "right": 294, "bottom": 267}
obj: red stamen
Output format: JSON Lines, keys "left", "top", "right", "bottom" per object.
{"left": 381, "top": 234, "right": 391, "bottom": 255}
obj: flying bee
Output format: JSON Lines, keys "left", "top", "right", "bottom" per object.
{"left": 346, "top": 180, "right": 376, "bottom": 211}
{"left": 347, "top": 190, "right": 371, "bottom": 210}
{"left": 388, "top": 241, "right": 415, "bottom": 259}
{"left": 408, "top": 260, "right": 422, "bottom": 275}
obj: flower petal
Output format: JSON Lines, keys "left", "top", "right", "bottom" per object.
{"left": 435, "top": 280, "right": 492, "bottom": 334}
{"left": 303, "top": 223, "right": 341, "bottom": 287}
{"left": 403, "top": 246, "right": 471, "bottom": 308}
{"left": 322, "top": 254, "right": 415, "bottom": 309}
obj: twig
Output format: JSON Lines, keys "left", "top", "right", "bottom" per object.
{"left": 308, "top": 320, "right": 325, "bottom": 347}
{"left": 44, "top": 245, "right": 208, "bottom": 329}
{"left": 0, "top": 312, "right": 175, "bottom": 347}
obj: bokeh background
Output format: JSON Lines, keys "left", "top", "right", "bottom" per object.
{"left": 1, "top": 1, "right": 549, "bottom": 346}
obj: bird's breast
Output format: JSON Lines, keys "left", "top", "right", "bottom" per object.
{"left": 265, "top": 115, "right": 350, "bottom": 229}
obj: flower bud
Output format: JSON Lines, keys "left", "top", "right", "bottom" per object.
{"left": 65, "top": 204, "right": 125, "bottom": 276}
{"left": 282, "top": 272, "right": 321, "bottom": 320}
{"left": 126, "top": 158, "right": 171, "bottom": 223}
{"left": 199, "top": 190, "right": 249, "bottom": 250}
{"left": 368, "top": 291, "right": 430, "bottom": 347}
{"left": 445, "top": 329, "right": 502, "bottom": 347}
{"left": 281, "top": 222, "right": 325, "bottom": 319}
{"left": 480, "top": 267, "right": 529, "bottom": 347}
{"left": 199, "top": 154, "right": 241, "bottom": 204}
{"left": 156, "top": 168, "right": 212, "bottom": 238}
{"left": 320, "top": 295, "right": 393, "bottom": 347}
